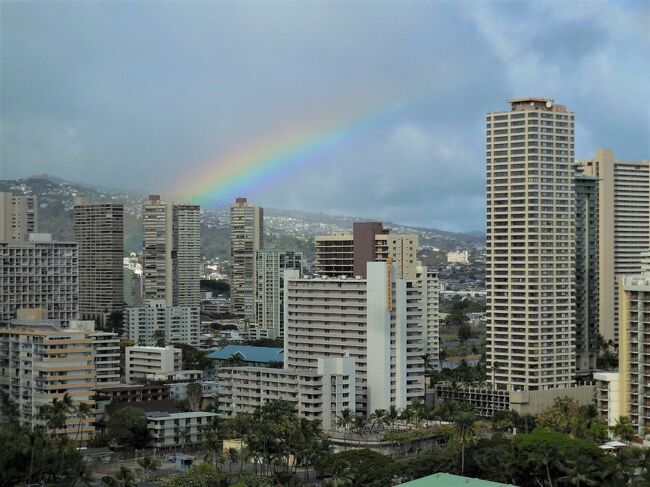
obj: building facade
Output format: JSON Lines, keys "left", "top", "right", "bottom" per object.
{"left": 574, "top": 174, "right": 599, "bottom": 374}
{"left": 447, "top": 250, "right": 470, "bottom": 265}
{"left": 486, "top": 98, "right": 576, "bottom": 392}
{"left": 0, "top": 235, "right": 78, "bottom": 325}
{"left": 315, "top": 223, "right": 418, "bottom": 279}
{"left": 125, "top": 300, "right": 200, "bottom": 347}
{"left": 619, "top": 253, "right": 650, "bottom": 437}
{"left": 284, "top": 262, "right": 424, "bottom": 414}
{"left": 578, "top": 149, "right": 650, "bottom": 343}
{"left": 74, "top": 198, "right": 124, "bottom": 324}
{"left": 230, "top": 197, "right": 263, "bottom": 317}
{"left": 218, "top": 357, "right": 355, "bottom": 430}
{"left": 0, "top": 192, "right": 37, "bottom": 242}
{"left": 255, "top": 249, "right": 302, "bottom": 337}
{"left": 143, "top": 196, "right": 201, "bottom": 307}
{"left": 125, "top": 345, "right": 182, "bottom": 383}
{"left": 146, "top": 411, "right": 217, "bottom": 448}
{"left": 417, "top": 265, "right": 440, "bottom": 371}
{"left": 0, "top": 323, "right": 95, "bottom": 438}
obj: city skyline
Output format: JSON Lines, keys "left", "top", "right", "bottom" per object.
{"left": 2, "top": 1, "right": 649, "bottom": 232}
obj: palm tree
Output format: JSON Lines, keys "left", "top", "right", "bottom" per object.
{"left": 352, "top": 415, "right": 370, "bottom": 446}
{"left": 557, "top": 455, "right": 601, "bottom": 487}
{"left": 101, "top": 466, "right": 135, "bottom": 487}
{"left": 224, "top": 446, "right": 239, "bottom": 472}
{"left": 336, "top": 408, "right": 353, "bottom": 449}
{"left": 136, "top": 453, "right": 161, "bottom": 482}
{"left": 387, "top": 405, "right": 400, "bottom": 429}
{"left": 368, "top": 408, "right": 387, "bottom": 431}
{"left": 454, "top": 411, "right": 476, "bottom": 474}
{"left": 611, "top": 416, "right": 635, "bottom": 443}
{"left": 75, "top": 402, "right": 93, "bottom": 444}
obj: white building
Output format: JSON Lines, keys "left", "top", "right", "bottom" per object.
{"left": 284, "top": 261, "right": 424, "bottom": 414}
{"left": 168, "top": 381, "right": 219, "bottom": 402}
{"left": 594, "top": 371, "right": 621, "bottom": 430}
{"left": 146, "top": 411, "right": 217, "bottom": 448}
{"left": 218, "top": 356, "right": 355, "bottom": 430}
{"left": 70, "top": 320, "right": 121, "bottom": 386}
{"left": 447, "top": 250, "right": 470, "bottom": 265}
{"left": 0, "top": 234, "right": 79, "bottom": 326}
{"left": 125, "top": 345, "right": 182, "bottom": 384}
{"left": 417, "top": 265, "right": 440, "bottom": 371}
{"left": 125, "top": 300, "right": 200, "bottom": 347}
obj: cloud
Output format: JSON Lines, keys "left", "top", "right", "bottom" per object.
{"left": 1, "top": 1, "right": 648, "bottom": 231}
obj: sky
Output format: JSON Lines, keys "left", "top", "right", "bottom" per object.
{"left": 1, "top": 1, "right": 649, "bottom": 232}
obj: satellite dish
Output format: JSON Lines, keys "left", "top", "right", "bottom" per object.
{"left": 545, "top": 100, "right": 553, "bottom": 108}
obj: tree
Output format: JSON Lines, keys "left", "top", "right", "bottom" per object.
{"left": 101, "top": 466, "right": 135, "bottom": 487}
{"left": 137, "top": 453, "right": 161, "bottom": 482}
{"left": 75, "top": 401, "right": 93, "bottom": 444}
{"left": 153, "top": 329, "right": 166, "bottom": 347}
{"left": 106, "top": 406, "right": 151, "bottom": 449}
{"left": 457, "top": 324, "right": 472, "bottom": 343}
{"left": 336, "top": 408, "right": 354, "bottom": 449}
{"left": 453, "top": 411, "right": 476, "bottom": 474}
{"left": 610, "top": 416, "right": 634, "bottom": 443}
{"left": 316, "top": 449, "right": 395, "bottom": 487}
{"left": 187, "top": 382, "right": 203, "bottom": 411}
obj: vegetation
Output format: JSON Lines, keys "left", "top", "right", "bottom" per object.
{"left": 106, "top": 406, "right": 151, "bottom": 449}
{"left": 201, "top": 279, "right": 230, "bottom": 296}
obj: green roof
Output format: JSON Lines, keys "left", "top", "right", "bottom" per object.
{"left": 397, "top": 473, "right": 517, "bottom": 487}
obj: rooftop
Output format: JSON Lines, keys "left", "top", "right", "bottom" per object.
{"left": 397, "top": 473, "right": 517, "bottom": 487}
{"left": 207, "top": 345, "right": 284, "bottom": 363}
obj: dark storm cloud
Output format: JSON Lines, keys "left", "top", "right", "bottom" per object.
{"left": 1, "top": 1, "right": 648, "bottom": 231}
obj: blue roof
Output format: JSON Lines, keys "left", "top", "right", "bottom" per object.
{"left": 207, "top": 345, "right": 284, "bottom": 363}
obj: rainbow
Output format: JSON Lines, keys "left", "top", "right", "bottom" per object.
{"left": 171, "top": 99, "right": 400, "bottom": 205}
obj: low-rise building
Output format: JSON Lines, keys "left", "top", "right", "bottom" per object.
{"left": 125, "top": 345, "right": 182, "bottom": 383}
{"left": 594, "top": 371, "right": 621, "bottom": 429}
{"left": 446, "top": 250, "right": 469, "bottom": 265}
{"left": 218, "top": 356, "right": 355, "bottom": 430}
{"left": 207, "top": 345, "right": 284, "bottom": 372}
{"left": 146, "top": 411, "right": 218, "bottom": 448}
{"left": 125, "top": 300, "right": 200, "bottom": 347}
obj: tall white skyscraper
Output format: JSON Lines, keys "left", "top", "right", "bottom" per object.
{"left": 486, "top": 98, "right": 575, "bottom": 392}
{"left": 142, "top": 196, "right": 200, "bottom": 307}
{"left": 230, "top": 197, "right": 263, "bottom": 317}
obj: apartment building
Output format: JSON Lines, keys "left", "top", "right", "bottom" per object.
{"left": 69, "top": 320, "right": 121, "bottom": 386}
{"left": 146, "top": 411, "right": 217, "bottom": 448}
{"left": 0, "top": 321, "right": 95, "bottom": 438}
{"left": 230, "top": 197, "right": 263, "bottom": 317}
{"left": 124, "top": 300, "right": 200, "bottom": 347}
{"left": 447, "top": 250, "right": 470, "bottom": 265}
{"left": 125, "top": 345, "right": 182, "bottom": 383}
{"left": 218, "top": 357, "right": 355, "bottom": 430}
{"left": 283, "top": 261, "right": 424, "bottom": 414}
{"left": 578, "top": 149, "right": 650, "bottom": 343}
{"left": 0, "top": 192, "right": 37, "bottom": 241}
{"left": 142, "top": 196, "right": 201, "bottom": 307}
{"left": 95, "top": 383, "right": 171, "bottom": 404}
{"left": 315, "top": 222, "right": 418, "bottom": 279}
{"left": 593, "top": 372, "right": 621, "bottom": 429}
{"left": 73, "top": 198, "right": 124, "bottom": 324}
{"left": 0, "top": 234, "right": 78, "bottom": 325}
{"left": 486, "top": 98, "right": 576, "bottom": 392}
{"left": 417, "top": 265, "right": 440, "bottom": 371}
{"left": 255, "top": 249, "right": 302, "bottom": 337}
{"left": 574, "top": 174, "right": 599, "bottom": 373}
{"left": 619, "top": 253, "right": 650, "bottom": 437}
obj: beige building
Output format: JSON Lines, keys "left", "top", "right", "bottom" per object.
{"left": 618, "top": 252, "right": 650, "bottom": 437}
{"left": 142, "top": 196, "right": 201, "bottom": 307}
{"left": 447, "top": 250, "right": 470, "bottom": 265}
{"left": 218, "top": 356, "right": 355, "bottom": 430}
{"left": 315, "top": 222, "right": 418, "bottom": 279}
{"left": 486, "top": 98, "right": 575, "bottom": 392}
{"left": 73, "top": 198, "right": 124, "bottom": 324}
{"left": 69, "top": 320, "right": 121, "bottom": 386}
{"left": 284, "top": 261, "right": 424, "bottom": 414}
{"left": 0, "top": 320, "right": 95, "bottom": 438}
{"left": 417, "top": 265, "right": 440, "bottom": 371}
{"left": 125, "top": 345, "right": 182, "bottom": 383}
{"left": 230, "top": 197, "right": 263, "bottom": 316}
{"left": 0, "top": 192, "right": 37, "bottom": 241}
{"left": 0, "top": 234, "right": 79, "bottom": 325}
{"left": 578, "top": 149, "right": 650, "bottom": 343}
{"left": 593, "top": 371, "right": 622, "bottom": 429}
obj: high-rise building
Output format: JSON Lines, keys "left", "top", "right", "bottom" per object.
{"left": 578, "top": 149, "right": 650, "bottom": 343}
{"left": 0, "top": 320, "right": 95, "bottom": 438}
{"left": 283, "top": 261, "right": 424, "bottom": 414}
{"left": 0, "top": 234, "right": 78, "bottom": 325}
{"left": 315, "top": 222, "right": 418, "bottom": 279}
{"left": 74, "top": 198, "right": 124, "bottom": 324}
{"left": 124, "top": 300, "right": 200, "bottom": 347}
{"left": 574, "top": 174, "right": 599, "bottom": 374}
{"left": 417, "top": 265, "right": 440, "bottom": 371}
{"left": 486, "top": 98, "right": 576, "bottom": 392}
{"left": 255, "top": 249, "right": 302, "bottom": 337}
{"left": 176, "top": 205, "right": 201, "bottom": 306}
{"left": 618, "top": 252, "right": 650, "bottom": 437}
{"left": 69, "top": 320, "right": 121, "bottom": 386}
{"left": 142, "top": 196, "right": 200, "bottom": 307}
{"left": 230, "top": 197, "right": 263, "bottom": 316}
{"left": 0, "top": 192, "right": 37, "bottom": 241}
